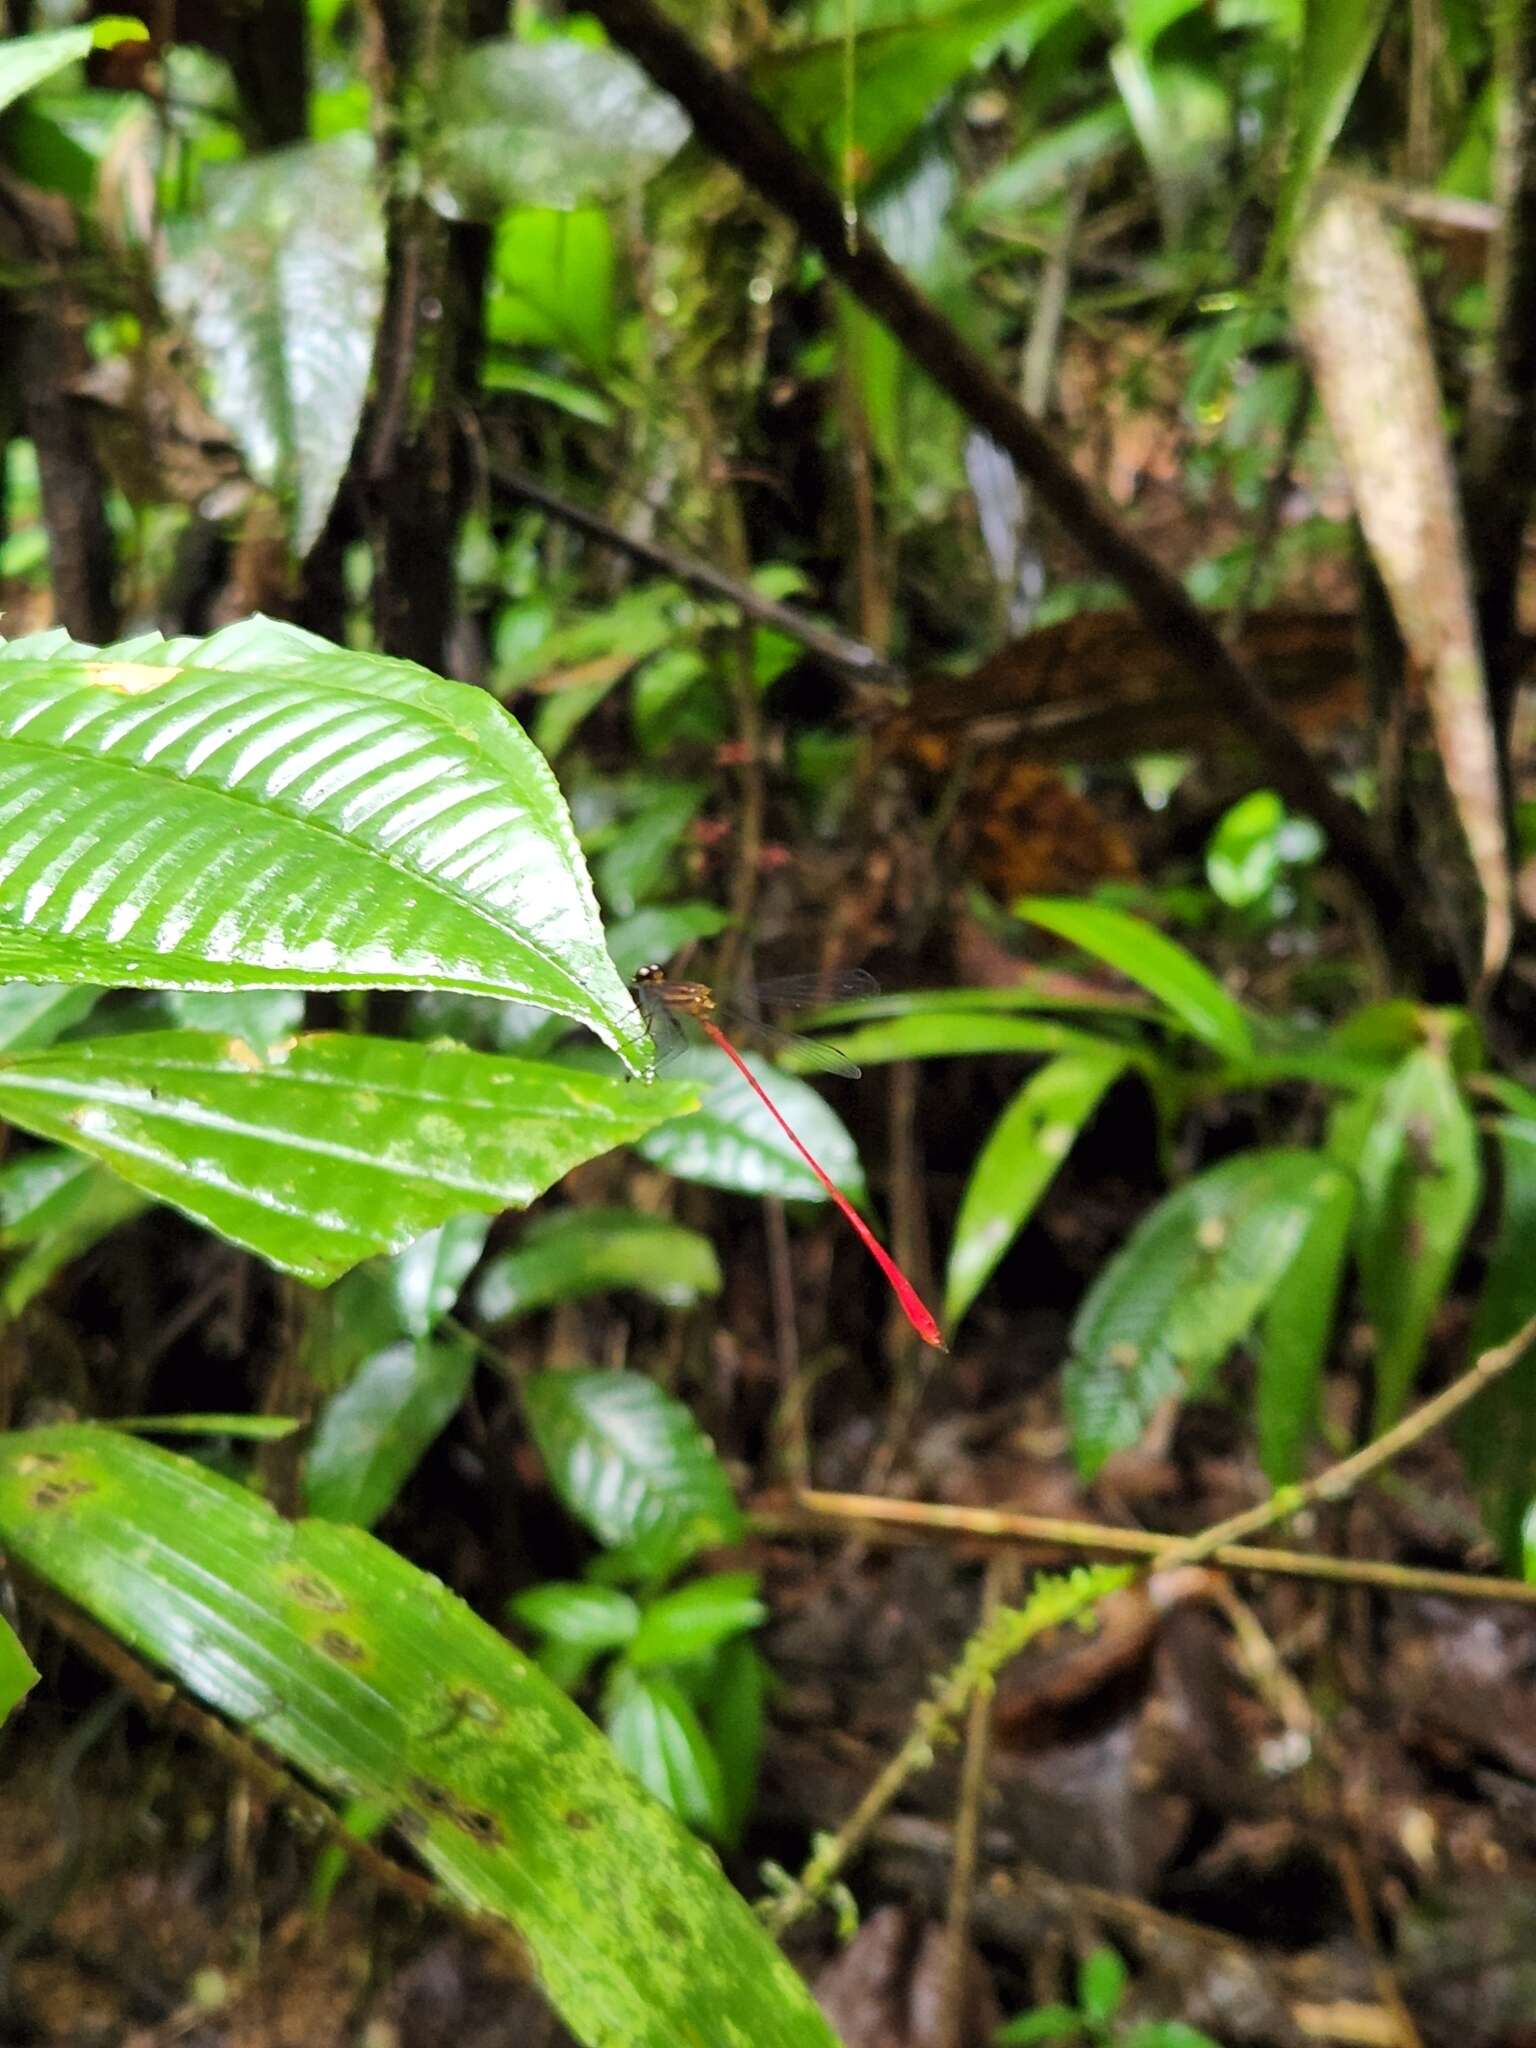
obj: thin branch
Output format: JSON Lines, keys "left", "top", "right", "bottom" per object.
{"left": 489, "top": 453, "right": 902, "bottom": 687}
{"left": 778, "top": 1496, "right": 1536, "bottom": 1604}
{"left": 578, "top": 0, "right": 1416, "bottom": 949}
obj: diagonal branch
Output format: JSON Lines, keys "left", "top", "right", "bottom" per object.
{"left": 581, "top": 0, "right": 1417, "bottom": 948}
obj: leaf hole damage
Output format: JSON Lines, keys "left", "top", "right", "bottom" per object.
{"left": 315, "top": 1628, "right": 369, "bottom": 1665}
{"left": 282, "top": 1570, "right": 348, "bottom": 1613}
{"left": 407, "top": 1776, "right": 504, "bottom": 1844}
{"left": 30, "top": 1477, "right": 97, "bottom": 1509}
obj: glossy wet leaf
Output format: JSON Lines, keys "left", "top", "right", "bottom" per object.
{"left": 632, "top": 1045, "right": 865, "bottom": 1204}
{"left": 0, "top": 983, "right": 100, "bottom": 1053}
{"left": 0, "top": 1613, "right": 36, "bottom": 1726}
{"left": 391, "top": 1216, "right": 493, "bottom": 1339}
{"left": 0, "top": 1030, "right": 698, "bottom": 1283}
{"left": 627, "top": 1573, "right": 766, "bottom": 1669}
{"left": 0, "top": 1426, "right": 838, "bottom": 2048}
{"left": 778, "top": 1009, "right": 1133, "bottom": 1072}
{"left": 425, "top": 38, "right": 689, "bottom": 222}
{"left": 606, "top": 1667, "right": 726, "bottom": 1839}
{"left": 1460, "top": 1122, "right": 1536, "bottom": 1567}
{"left": 0, "top": 615, "right": 645, "bottom": 1069}
{"left": 476, "top": 1207, "right": 720, "bottom": 1323}
{"left": 524, "top": 1369, "right": 742, "bottom": 1579}
{"left": 1067, "top": 1150, "right": 1347, "bottom": 1477}
{"left": 1255, "top": 1169, "right": 1354, "bottom": 1484}
{"left": 305, "top": 1336, "right": 477, "bottom": 1528}
{"left": 1015, "top": 898, "right": 1254, "bottom": 1060}
{"left": 945, "top": 1051, "right": 1126, "bottom": 1329}
{"left": 159, "top": 136, "right": 385, "bottom": 555}
{"left": 1268, "top": 0, "right": 1392, "bottom": 271}
{"left": 510, "top": 1583, "right": 641, "bottom": 1651}
{"left": 1335, "top": 1046, "right": 1480, "bottom": 1429}
{"left": 0, "top": 17, "right": 147, "bottom": 118}
{"left": 0, "top": 1146, "right": 147, "bottom": 1320}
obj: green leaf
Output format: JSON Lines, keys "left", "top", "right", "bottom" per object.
{"left": 524, "top": 1369, "right": 743, "bottom": 1578}
{"left": 164, "top": 989, "right": 306, "bottom": 1044}
{"left": 305, "top": 1337, "right": 476, "bottom": 1528}
{"left": 632, "top": 1046, "right": 866, "bottom": 1204}
{"left": 113, "top": 1414, "right": 301, "bottom": 1439}
{"left": 488, "top": 207, "right": 617, "bottom": 371}
{"left": 0, "top": 18, "right": 148, "bottom": 120}
{"left": 1109, "top": 43, "right": 1230, "bottom": 243}
{"left": 0, "top": 616, "right": 646, "bottom": 1067}
{"left": 967, "top": 100, "right": 1131, "bottom": 221}
{"left": 945, "top": 1052, "right": 1126, "bottom": 1329}
{"left": 159, "top": 136, "right": 385, "bottom": 555}
{"left": 604, "top": 904, "right": 732, "bottom": 984}
{"left": 1015, "top": 898, "right": 1254, "bottom": 1060}
{"left": 0, "top": 1425, "right": 838, "bottom": 2048}
{"left": 391, "top": 1215, "right": 493, "bottom": 1339}
{"left": 0, "top": 1612, "right": 37, "bottom": 1726}
{"left": 1336, "top": 1047, "right": 1480, "bottom": 1429}
{"left": 993, "top": 2004, "right": 1085, "bottom": 2046}
{"left": 778, "top": 1010, "right": 1134, "bottom": 1072}
{"left": 0, "top": 1030, "right": 697, "bottom": 1283}
{"left": 1255, "top": 1169, "right": 1354, "bottom": 1483}
{"left": 606, "top": 1668, "right": 727, "bottom": 1839}
{"left": 425, "top": 38, "right": 689, "bottom": 222}
{"left": 510, "top": 1582, "right": 642, "bottom": 1650}
{"left": 1459, "top": 1121, "right": 1536, "bottom": 1566}
{"left": 1266, "top": 0, "right": 1391, "bottom": 273}
{"left": 1067, "top": 1150, "right": 1348, "bottom": 1477}
{"left": 0, "top": 1146, "right": 148, "bottom": 1319}
{"left": 477, "top": 1207, "right": 720, "bottom": 1323}
{"left": 627, "top": 1573, "right": 766, "bottom": 1669}
{"left": 0, "top": 982, "right": 100, "bottom": 1052}
{"left": 708, "top": 1637, "right": 766, "bottom": 1850}
{"left": 1077, "top": 1946, "right": 1127, "bottom": 2026}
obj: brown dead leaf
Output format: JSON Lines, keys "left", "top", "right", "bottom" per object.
{"left": 1291, "top": 188, "right": 1512, "bottom": 981}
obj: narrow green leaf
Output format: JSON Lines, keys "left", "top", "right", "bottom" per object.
{"left": 476, "top": 1208, "right": 721, "bottom": 1323}
{"left": 165, "top": 989, "right": 306, "bottom": 1045}
{"left": 0, "top": 1426, "right": 838, "bottom": 2048}
{"left": 0, "top": 616, "right": 646, "bottom": 1068}
{"left": 0, "top": 1030, "right": 698, "bottom": 1283}
{"left": 1015, "top": 898, "right": 1254, "bottom": 1059}
{"left": 113, "top": 1414, "right": 302, "bottom": 1439}
{"left": 305, "top": 1337, "right": 476, "bottom": 1528}
{"left": 993, "top": 2003, "right": 1085, "bottom": 2045}
{"left": 510, "top": 1583, "right": 642, "bottom": 1651}
{"left": 708, "top": 1637, "right": 766, "bottom": 1851}
{"left": 945, "top": 1052, "right": 1126, "bottom": 1329}
{"left": 1077, "top": 1946, "right": 1128, "bottom": 2026}
{"left": 1459, "top": 1121, "right": 1536, "bottom": 1566}
{"left": 1267, "top": 0, "right": 1392, "bottom": 274}
{"left": 631, "top": 1046, "right": 866, "bottom": 1204}
{"left": 778, "top": 1011, "right": 1136, "bottom": 1071}
{"left": 0, "top": 983, "right": 100, "bottom": 1053}
{"left": 159, "top": 136, "right": 385, "bottom": 555}
{"left": 606, "top": 1668, "right": 727, "bottom": 1840}
{"left": 0, "top": 1146, "right": 147, "bottom": 1319}
{"left": 391, "top": 1216, "right": 493, "bottom": 1339}
{"left": 0, "top": 1613, "right": 37, "bottom": 1726}
{"left": 1340, "top": 1047, "right": 1480, "bottom": 1429}
{"left": 1067, "top": 1150, "right": 1348, "bottom": 1477}
{"left": 627, "top": 1574, "right": 766, "bottom": 1669}
{"left": 1255, "top": 1170, "right": 1354, "bottom": 1483}
{"left": 524, "top": 1369, "right": 742, "bottom": 1577}
{"left": 0, "top": 18, "right": 148, "bottom": 119}
{"left": 424, "top": 38, "right": 689, "bottom": 222}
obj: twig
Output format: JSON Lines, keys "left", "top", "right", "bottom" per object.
{"left": 579, "top": 0, "right": 1416, "bottom": 951}
{"left": 938, "top": 1558, "right": 1010, "bottom": 2048}
{"left": 777, "top": 1495, "right": 1536, "bottom": 1604}
{"left": 1463, "top": 0, "right": 1536, "bottom": 745}
{"left": 761, "top": 1313, "right": 1536, "bottom": 1934}
{"left": 488, "top": 453, "right": 902, "bottom": 687}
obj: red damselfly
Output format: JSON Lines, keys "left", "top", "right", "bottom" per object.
{"left": 630, "top": 964, "right": 945, "bottom": 1350}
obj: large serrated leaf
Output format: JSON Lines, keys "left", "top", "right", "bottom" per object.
{"left": 425, "top": 38, "right": 689, "bottom": 222}
{"left": 525, "top": 1369, "right": 742, "bottom": 1578}
{"left": 0, "top": 1426, "right": 839, "bottom": 2048}
{"left": 0, "top": 616, "right": 645, "bottom": 1066}
{"left": 1066, "top": 1149, "right": 1347, "bottom": 1477}
{"left": 0, "top": 1030, "right": 698, "bottom": 1283}
{"left": 159, "top": 136, "right": 385, "bottom": 555}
